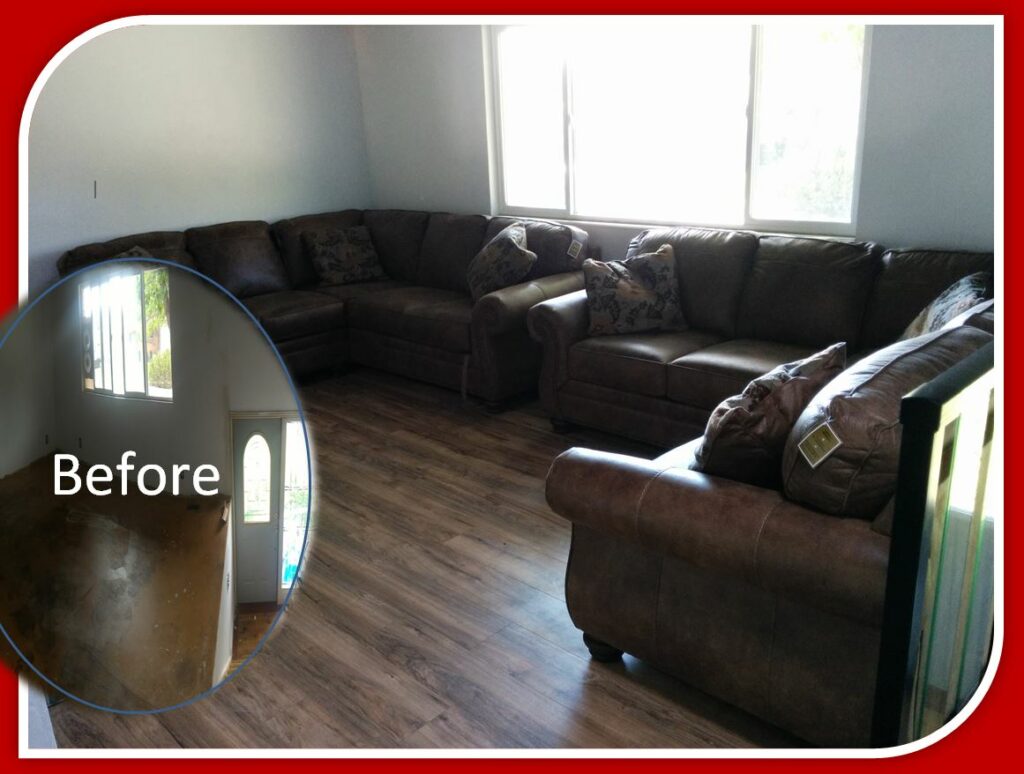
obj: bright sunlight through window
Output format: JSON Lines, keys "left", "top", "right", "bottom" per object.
{"left": 493, "top": 22, "right": 866, "bottom": 233}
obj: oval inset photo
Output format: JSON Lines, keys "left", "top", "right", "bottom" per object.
{"left": 0, "top": 259, "right": 312, "bottom": 712}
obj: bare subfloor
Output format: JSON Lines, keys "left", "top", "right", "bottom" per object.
{"left": 45, "top": 370, "right": 801, "bottom": 748}
{"left": 0, "top": 458, "right": 229, "bottom": 710}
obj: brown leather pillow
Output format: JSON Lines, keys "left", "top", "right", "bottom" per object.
{"left": 693, "top": 343, "right": 846, "bottom": 488}
{"left": 583, "top": 244, "right": 685, "bottom": 336}
{"left": 782, "top": 325, "right": 993, "bottom": 518}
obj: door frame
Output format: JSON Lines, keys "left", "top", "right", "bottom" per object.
{"left": 229, "top": 410, "right": 305, "bottom": 605}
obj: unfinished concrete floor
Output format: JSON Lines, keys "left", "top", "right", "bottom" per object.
{"left": 0, "top": 457, "right": 230, "bottom": 710}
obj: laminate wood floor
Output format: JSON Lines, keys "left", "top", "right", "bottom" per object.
{"left": 45, "top": 369, "right": 801, "bottom": 749}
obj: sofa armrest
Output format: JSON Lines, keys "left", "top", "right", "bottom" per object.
{"left": 526, "top": 289, "right": 590, "bottom": 415}
{"left": 546, "top": 447, "right": 890, "bottom": 625}
{"left": 472, "top": 271, "right": 584, "bottom": 336}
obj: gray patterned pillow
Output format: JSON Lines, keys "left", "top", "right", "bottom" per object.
{"left": 303, "top": 226, "right": 388, "bottom": 285}
{"left": 900, "top": 271, "right": 993, "bottom": 340}
{"left": 694, "top": 343, "right": 847, "bottom": 488}
{"left": 583, "top": 244, "right": 685, "bottom": 336}
{"left": 467, "top": 222, "right": 537, "bottom": 301}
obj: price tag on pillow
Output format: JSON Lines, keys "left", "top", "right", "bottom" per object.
{"left": 568, "top": 240, "right": 583, "bottom": 260}
{"left": 797, "top": 422, "right": 843, "bottom": 468}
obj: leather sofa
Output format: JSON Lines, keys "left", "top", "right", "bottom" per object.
{"left": 545, "top": 321, "right": 993, "bottom": 747}
{"left": 527, "top": 227, "right": 993, "bottom": 446}
{"left": 57, "top": 210, "right": 589, "bottom": 406}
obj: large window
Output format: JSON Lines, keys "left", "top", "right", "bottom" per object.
{"left": 492, "top": 22, "right": 867, "bottom": 234}
{"left": 80, "top": 266, "right": 173, "bottom": 399}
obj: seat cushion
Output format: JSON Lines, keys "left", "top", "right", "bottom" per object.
{"left": 270, "top": 209, "right": 364, "bottom": 287}
{"left": 626, "top": 227, "right": 758, "bottom": 337}
{"left": 859, "top": 248, "right": 994, "bottom": 350}
{"left": 186, "top": 221, "right": 290, "bottom": 298}
{"left": 667, "top": 339, "right": 821, "bottom": 411}
{"left": 737, "top": 236, "right": 879, "bottom": 350}
{"left": 568, "top": 330, "right": 723, "bottom": 398}
{"left": 244, "top": 290, "right": 347, "bottom": 342}
{"left": 314, "top": 279, "right": 410, "bottom": 302}
{"left": 415, "top": 213, "right": 490, "bottom": 293}
{"left": 782, "top": 325, "right": 993, "bottom": 518}
{"left": 347, "top": 286, "right": 473, "bottom": 352}
{"left": 363, "top": 210, "right": 430, "bottom": 282}
{"left": 58, "top": 231, "right": 195, "bottom": 277}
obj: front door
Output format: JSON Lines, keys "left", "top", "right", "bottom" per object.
{"left": 232, "top": 418, "right": 283, "bottom": 604}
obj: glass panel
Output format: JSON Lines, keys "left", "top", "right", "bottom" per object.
{"left": 121, "top": 273, "right": 146, "bottom": 394}
{"left": 281, "top": 421, "right": 309, "bottom": 587}
{"left": 143, "top": 268, "right": 173, "bottom": 398}
{"left": 80, "top": 284, "right": 95, "bottom": 391}
{"left": 750, "top": 23, "right": 865, "bottom": 223}
{"left": 104, "top": 276, "right": 125, "bottom": 395}
{"left": 570, "top": 24, "right": 750, "bottom": 224}
{"left": 243, "top": 434, "right": 272, "bottom": 524}
{"left": 496, "top": 27, "right": 567, "bottom": 210}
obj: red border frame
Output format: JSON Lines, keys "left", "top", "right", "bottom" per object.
{"left": 0, "top": 3, "right": 1015, "bottom": 766}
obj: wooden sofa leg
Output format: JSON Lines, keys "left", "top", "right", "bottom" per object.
{"left": 551, "top": 418, "right": 573, "bottom": 434}
{"left": 583, "top": 633, "right": 623, "bottom": 663}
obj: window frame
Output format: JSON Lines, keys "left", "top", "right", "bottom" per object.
{"left": 79, "top": 264, "right": 173, "bottom": 402}
{"left": 487, "top": 23, "right": 872, "bottom": 238}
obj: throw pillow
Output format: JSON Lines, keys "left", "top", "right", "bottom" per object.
{"left": 303, "top": 226, "right": 388, "bottom": 285}
{"left": 900, "top": 272, "right": 993, "bottom": 340}
{"left": 466, "top": 222, "right": 537, "bottom": 301}
{"left": 693, "top": 342, "right": 847, "bottom": 488}
{"left": 112, "top": 246, "right": 153, "bottom": 259}
{"left": 583, "top": 244, "right": 685, "bottom": 336}
{"left": 781, "top": 325, "right": 992, "bottom": 519}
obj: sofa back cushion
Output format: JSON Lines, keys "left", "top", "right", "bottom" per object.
{"left": 185, "top": 221, "right": 290, "bottom": 298}
{"left": 415, "top": 213, "right": 490, "bottom": 293}
{"left": 737, "top": 236, "right": 880, "bottom": 350}
{"left": 484, "top": 217, "right": 587, "bottom": 279}
{"left": 271, "top": 209, "right": 363, "bottom": 287}
{"left": 58, "top": 231, "right": 194, "bottom": 277}
{"left": 626, "top": 227, "right": 758, "bottom": 338}
{"left": 363, "top": 209, "right": 430, "bottom": 282}
{"left": 859, "top": 248, "right": 995, "bottom": 350}
{"left": 781, "top": 325, "right": 992, "bottom": 518}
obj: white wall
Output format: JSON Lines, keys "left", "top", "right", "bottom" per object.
{"left": 0, "top": 305, "right": 55, "bottom": 477}
{"left": 50, "top": 266, "right": 297, "bottom": 496}
{"left": 353, "top": 25, "right": 492, "bottom": 213}
{"left": 856, "top": 25, "right": 995, "bottom": 250}
{"left": 29, "top": 25, "right": 372, "bottom": 294}
{"left": 351, "top": 23, "right": 996, "bottom": 257}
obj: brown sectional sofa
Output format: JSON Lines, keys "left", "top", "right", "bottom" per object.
{"left": 57, "top": 210, "right": 589, "bottom": 406}
{"left": 528, "top": 226, "right": 993, "bottom": 446}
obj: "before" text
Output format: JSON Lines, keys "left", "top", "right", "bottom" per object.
{"left": 54, "top": 452, "right": 221, "bottom": 496}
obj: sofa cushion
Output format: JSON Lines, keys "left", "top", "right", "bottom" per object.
{"left": 57, "top": 231, "right": 195, "bottom": 277}
{"left": 737, "top": 236, "right": 879, "bottom": 350}
{"left": 485, "top": 217, "right": 587, "bottom": 279}
{"left": 900, "top": 271, "right": 993, "bottom": 340}
{"left": 244, "top": 290, "right": 347, "bottom": 342}
{"left": 781, "top": 325, "right": 992, "bottom": 518}
{"left": 363, "top": 210, "right": 430, "bottom": 282}
{"left": 467, "top": 222, "right": 537, "bottom": 301}
{"left": 860, "top": 248, "right": 994, "bottom": 350}
{"left": 347, "top": 286, "right": 473, "bottom": 352}
{"left": 693, "top": 343, "right": 847, "bottom": 488}
{"left": 416, "top": 213, "right": 490, "bottom": 293}
{"left": 185, "top": 221, "right": 289, "bottom": 298}
{"left": 626, "top": 227, "right": 758, "bottom": 338}
{"left": 314, "top": 279, "right": 410, "bottom": 302}
{"left": 270, "top": 210, "right": 363, "bottom": 287}
{"left": 667, "top": 339, "right": 821, "bottom": 411}
{"left": 303, "top": 226, "right": 388, "bottom": 286}
{"left": 584, "top": 245, "right": 686, "bottom": 336}
{"left": 568, "top": 330, "right": 722, "bottom": 398}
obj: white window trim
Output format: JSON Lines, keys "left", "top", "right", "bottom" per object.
{"left": 487, "top": 24, "right": 873, "bottom": 239}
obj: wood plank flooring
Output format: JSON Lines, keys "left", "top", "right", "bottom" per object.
{"left": 46, "top": 369, "right": 801, "bottom": 748}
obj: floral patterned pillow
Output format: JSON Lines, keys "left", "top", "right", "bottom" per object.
{"left": 302, "top": 226, "right": 388, "bottom": 285}
{"left": 583, "top": 244, "right": 685, "bottom": 336}
{"left": 693, "top": 342, "right": 847, "bottom": 488}
{"left": 900, "top": 272, "right": 993, "bottom": 340}
{"left": 467, "top": 222, "right": 538, "bottom": 301}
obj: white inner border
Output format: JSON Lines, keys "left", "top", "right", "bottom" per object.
{"left": 16, "top": 13, "right": 1005, "bottom": 761}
